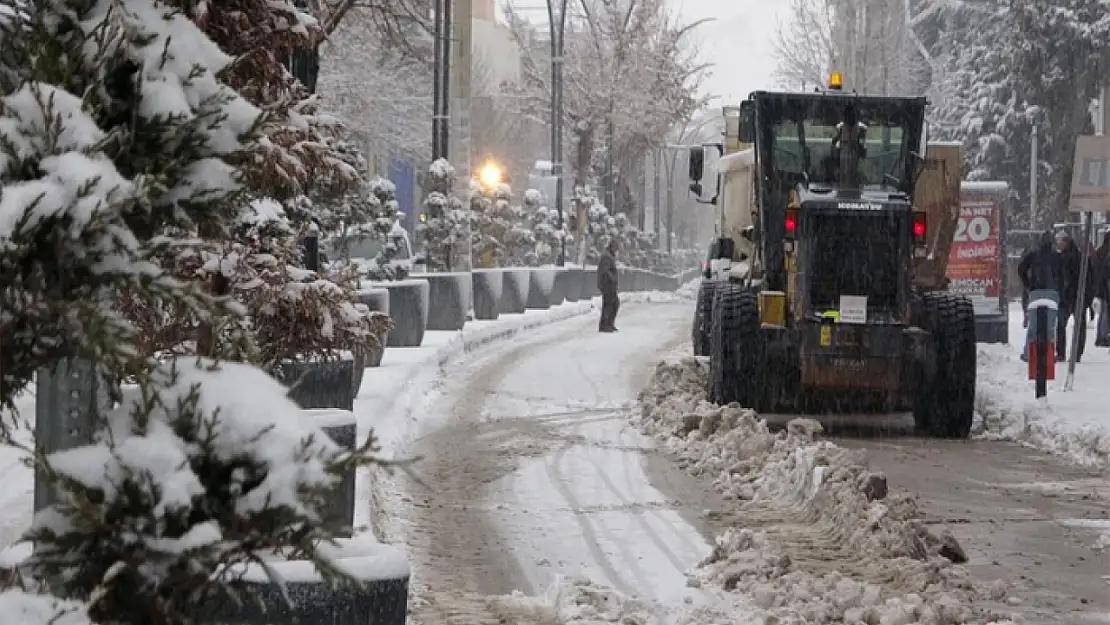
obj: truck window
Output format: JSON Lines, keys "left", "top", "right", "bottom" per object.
{"left": 764, "top": 98, "right": 915, "bottom": 194}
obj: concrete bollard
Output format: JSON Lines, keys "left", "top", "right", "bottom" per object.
{"left": 0, "top": 537, "right": 411, "bottom": 625}
{"left": 278, "top": 359, "right": 355, "bottom": 412}
{"left": 303, "top": 409, "right": 357, "bottom": 537}
{"left": 204, "top": 536, "right": 410, "bottom": 625}
{"left": 1025, "top": 291, "right": 1058, "bottom": 399}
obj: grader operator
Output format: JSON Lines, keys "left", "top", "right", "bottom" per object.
{"left": 688, "top": 74, "right": 976, "bottom": 438}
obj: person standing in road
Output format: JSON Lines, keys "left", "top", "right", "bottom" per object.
{"left": 1018, "top": 230, "right": 1066, "bottom": 362}
{"left": 597, "top": 238, "right": 620, "bottom": 333}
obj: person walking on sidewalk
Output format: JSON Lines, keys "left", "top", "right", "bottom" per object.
{"left": 1057, "top": 230, "right": 1092, "bottom": 362}
{"left": 597, "top": 238, "right": 620, "bottom": 333}
{"left": 1018, "top": 230, "right": 1066, "bottom": 362}
{"left": 1095, "top": 231, "right": 1110, "bottom": 347}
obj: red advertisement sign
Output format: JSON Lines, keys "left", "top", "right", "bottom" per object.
{"left": 947, "top": 193, "right": 1002, "bottom": 314}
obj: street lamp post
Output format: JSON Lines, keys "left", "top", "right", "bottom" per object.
{"left": 547, "top": 0, "right": 568, "bottom": 266}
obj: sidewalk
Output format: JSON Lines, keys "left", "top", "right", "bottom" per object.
{"left": 975, "top": 301, "right": 1110, "bottom": 467}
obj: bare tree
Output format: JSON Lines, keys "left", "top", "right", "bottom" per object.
{"left": 505, "top": 0, "right": 709, "bottom": 210}
{"left": 774, "top": 0, "right": 923, "bottom": 95}
{"left": 318, "top": 6, "right": 434, "bottom": 164}
{"left": 772, "top": 0, "right": 838, "bottom": 89}
{"left": 320, "top": 0, "right": 434, "bottom": 59}
{"left": 830, "top": 0, "right": 922, "bottom": 94}
{"left": 469, "top": 48, "right": 549, "bottom": 186}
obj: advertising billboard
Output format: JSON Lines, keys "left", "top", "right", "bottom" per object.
{"left": 948, "top": 182, "right": 1008, "bottom": 317}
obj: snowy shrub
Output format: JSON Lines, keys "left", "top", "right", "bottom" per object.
{"left": 228, "top": 199, "right": 388, "bottom": 368}
{"left": 194, "top": 0, "right": 361, "bottom": 200}
{"left": 309, "top": 139, "right": 376, "bottom": 238}
{"left": 25, "top": 359, "right": 389, "bottom": 625}
{"left": 361, "top": 177, "right": 409, "bottom": 281}
{"left": 470, "top": 182, "right": 516, "bottom": 268}
{"left": 417, "top": 158, "right": 470, "bottom": 272}
{"left": 0, "top": 0, "right": 393, "bottom": 622}
{"left": 572, "top": 187, "right": 621, "bottom": 266}
{"left": 499, "top": 188, "right": 538, "bottom": 266}
{"left": 526, "top": 201, "right": 569, "bottom": 267}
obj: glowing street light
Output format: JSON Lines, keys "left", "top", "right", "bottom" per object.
{"left": 478, "top": 161, "right": 503, "bottom": 191}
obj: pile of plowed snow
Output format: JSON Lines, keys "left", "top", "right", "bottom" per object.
{"left": 634, "top": 357, "right": 1018, "bottom": 625}
{"left": 409, "top": 575, "right": 764, "bottom": 625}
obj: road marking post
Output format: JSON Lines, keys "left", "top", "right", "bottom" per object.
{"left": 1026, "top": 294, "right": 1057, "bottom": 398}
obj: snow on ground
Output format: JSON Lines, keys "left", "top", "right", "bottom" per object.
{"left": 974, "top": 302, "right": 1110, "bottom": 468}
{"left": 410, "top": 575, "right": 764, "bottom": 625}
{"left": 633, "top": 357, "right": 1019, "bottom": 625}
{"left": 0, "top": 392, "right": 35, "bottom": 549}
{"left": 379, "top": 302, "right": 779, "bottom": 625}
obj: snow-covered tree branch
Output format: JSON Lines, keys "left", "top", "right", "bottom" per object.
{"left": 0, "top": 1, "right": 397, "bottom": 623}
{"left": 504, "top": 0, "right": 709, "bottom": 207}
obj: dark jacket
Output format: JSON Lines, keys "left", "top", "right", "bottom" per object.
{"left": 1060, "top": 243, "right": 1090, "bottom": 310}
{"left": 1018, "top": 240, "right": 1066, "bottom": 295}
{"left": 1096, "top": 238, "right": 1110, "bottom": 301}
{"left": 597, "top": 251, "right": 618, "bottom": 294}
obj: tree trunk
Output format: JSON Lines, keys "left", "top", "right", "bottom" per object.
{"left": 573, "top": 122, "right": 595, "bottom": 191}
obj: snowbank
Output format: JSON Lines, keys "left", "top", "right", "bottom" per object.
{"left": 617, "top": 278, "right": 700, "bottom": 304}
{"left": 633, "top": 357, "right": 1018, "bottom": 625}
{"left": 972, "top": 308, "right": 1110, "bottom": 468}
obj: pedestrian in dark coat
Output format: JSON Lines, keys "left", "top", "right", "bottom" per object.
{"left": 1095, "top": 232, "right": 1110, "bottom": 346}
{"left": 1057, "top": 231, "right": 1089, "bottom": 361}
{"left": 597, "top": 239, "right": 620, "bottom": 332}
{"left": 1018, "top": 230, "right": 1066, "bottom": 361}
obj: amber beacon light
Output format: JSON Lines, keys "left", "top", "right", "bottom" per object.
{"left": 828, "top": 71, "right": 843, "bottom": 90}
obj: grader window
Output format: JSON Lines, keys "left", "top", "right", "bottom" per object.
{"left": 760, "top": 96, "right": 919, "bottom": 194}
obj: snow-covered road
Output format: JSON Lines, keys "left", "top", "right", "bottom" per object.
{"left": 382, "top": 303, "right": 747, "bottom": 622}
{"left": 375, "top": 295, "right": 1110, "bottom": 625}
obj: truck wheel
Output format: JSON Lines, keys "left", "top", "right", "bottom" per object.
{"left": 709, "top": 286, "right": 765, "bottom": 408}
{"left": 915, "top": 293, "right": 976, "bottom": 438}
{"left": 692, "top": 280, "right": 720, "bottom": 356}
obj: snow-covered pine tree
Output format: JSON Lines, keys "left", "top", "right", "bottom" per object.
{"left": 527, "top": 196, "right": 568, "bottom": 267}
{"left": 117, "top": 0, "right": 381, "bottom": 364}
{"left": 575, "top": 187, "right": 620, "bottom": 266}
{"left": 418, "top": 158, "right": 469, "bottom": 272}
{"left": 469, "top": 182, "right": 502, "bottom": 267}
{"left": 191, "top": 0, "right": 360, "bottom": 200}
{"left": 308, "top": 138, "right": 376, "bottom": 239}
{"left": 221, "top": 198, "right": 386, "bottom": 369}
{"left": 362, "top": 176, "right": 409, "bottom": 280}
{"left": 501, "top": 188, "right": 538, "bottom": 266}
{"left": 930, "top": 0, "right": 1110, "bottom": 226}
{"left": 0, "top": 1, "right": 391, "bottom": 623}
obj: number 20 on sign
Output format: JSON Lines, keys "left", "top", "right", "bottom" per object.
{"left": 953, "top": 216, "right": 992, "bottom": 243}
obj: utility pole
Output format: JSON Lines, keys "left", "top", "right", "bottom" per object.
{"left": 431, "top": 0, "right": 443, "bottom": 160}
{"left": 547, "top": 0, "right": 568, "bottom": 266}
{"left": 439, "top": 0, "right": 452, "bottom": 161}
